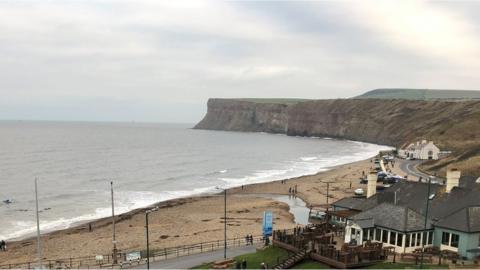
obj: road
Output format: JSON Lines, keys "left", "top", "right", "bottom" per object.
{"left": 132, "top": 245, "right": 257, "bottom": 269}
{"left": 398, "top": 159, "right": 432, "bottom": 181}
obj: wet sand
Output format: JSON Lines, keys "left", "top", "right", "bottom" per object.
{"left": 0, "top": 158, "right": 376, "bottom": 265}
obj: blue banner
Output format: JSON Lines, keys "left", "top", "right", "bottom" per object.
{"left": 262, "top": 211, "right": 273, "bottom": 236}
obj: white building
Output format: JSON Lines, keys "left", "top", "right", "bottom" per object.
{"left": 399, "top": 140, "right": 440, "bottom": 160}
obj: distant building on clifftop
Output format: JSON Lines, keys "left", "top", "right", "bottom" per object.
{"left": 399, "top": 140, "right": 440, "bottom": 160}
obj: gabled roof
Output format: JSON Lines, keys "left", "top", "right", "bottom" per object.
{"left": 435, "top": 206, "right": 480, "bottom": 233}
{"left": 334, "top": 175, "right": 480, "bottom": 233}
{"left": 332, "top": 197, "right": 366, "bottom": 210}
{"left": 350, "top": 203, "right": 432, "bottom": 232}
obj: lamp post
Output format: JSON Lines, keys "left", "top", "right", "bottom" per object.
{"left": 216, "top": 187, "right": 227, "bottom": 259}
{"left": 35, "top": 178, "right": 43, "bottom": 269}
{"left": 110, "top": 181, "right": 117, "bottom": 264}
{"left": 420, "top": 177, "right": 434, "bottom": 268}
{"left": 145, "top": 206, "right": 159, "bottom": 270}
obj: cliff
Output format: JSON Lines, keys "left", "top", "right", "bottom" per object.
{"left": 195, "top": 98, "right": 480, "bottom": 176}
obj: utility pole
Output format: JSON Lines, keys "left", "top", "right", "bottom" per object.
{"left": 224, "top": 188, "right": 227, "bottom": 259}
{"left": 35, "top": 178, "right": 42, "bottom": 269}
{"left": 111, "top": 181, "right": 117, "bottom": 264}
{"left": 326, "top": 182, "right": 330, "bottom": 211}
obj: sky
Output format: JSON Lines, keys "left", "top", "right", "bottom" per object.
{"left": 1, "top": 1, "right": 479, "bottom": 123}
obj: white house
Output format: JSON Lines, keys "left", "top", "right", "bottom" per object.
{"left": 399, "top": 140, "right": 440, "bottom": 160}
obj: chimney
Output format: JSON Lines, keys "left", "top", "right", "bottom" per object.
{"left": 367, "top": 171, "right": 377, "bottom": 198}
{"left": 446, "top": 168, "right": 461, "bottom": 193}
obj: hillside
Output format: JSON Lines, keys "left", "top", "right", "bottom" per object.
{"left": 355, "top": 88, "right": 480, "bottom": 100}
{"left": 195, "top": 98, "right": 480, "bottom": 177}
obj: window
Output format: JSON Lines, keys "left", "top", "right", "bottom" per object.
{"left": 428, "top": 231, "right": 433, "bottom": 245}
{"left": 397, "top": 233, "right": 404, "bottom": 247}
{"left": 422, "top": 232, "right": 427, "bottom": 245}
{"left": 451, "top": 234, "right": 459, "bottom": 248}
{"left": 363, "top": 229, "right": 369, "bottom": 241}
{"left": 375, "top": 229, "right": 381, "bottom": 241}
{"left": 405, "top": 234, "right": 411, "bottom": 247}
{"left": 416, "top": 233, "right": 421, "bottom": 246}
{"left": 351, "top": 228, "right": 356, "bottom": 239}
{"left": 382, "top": 229, "right": 388, "bottom": 243}
{"left": 442, "top": 232, "right": 450, "bottom": 245}
{"left": 390, "top": 232, "right": 397, "bottom": 245}
{"left": 412, "top": 233, "right": 417, "bottom": 246}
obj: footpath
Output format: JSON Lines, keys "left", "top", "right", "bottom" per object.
{"left": 132, "top": 245, "right": 257, "bottom": 269}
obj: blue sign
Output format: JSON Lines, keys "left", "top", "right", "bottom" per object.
{"left": 262, "top": 211, "right": 273, "bottom": 236}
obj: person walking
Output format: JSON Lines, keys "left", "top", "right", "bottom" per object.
{"left": 1, "top": 240, "right": 5, "bottom": 251}
{"left": 0, "top": 240, "right": 3, "bottom": 251}
{"left": 245, "top": 235, "right": 249, "bottom": 246}
{"left": 241, "top": 259, "right": 247, "bottom": 269}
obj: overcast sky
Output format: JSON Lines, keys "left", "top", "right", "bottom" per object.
{"left": 1, "top": 1, "right": 479, "bottom": 123}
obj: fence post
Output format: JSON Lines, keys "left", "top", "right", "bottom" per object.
{"left": 201, "top": 243, "right": 203, "bottom": 253}
{"left": 164, "top": 248, "right": 167, "bottom": 260}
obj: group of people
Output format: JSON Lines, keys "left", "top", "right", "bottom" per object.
{"left": 234, "top": 259, "right": 247, "bottom": 269}
{"left": 0, "top": 240, "right": 6, "bottom": 251}
{"left": 244, "top": 234, "right": 254, "bottom": 245}
{"left": 288, "top": 184, "right": 298, "bottom": 194}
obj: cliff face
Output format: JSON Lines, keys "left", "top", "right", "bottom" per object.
{"left": 194, "top": 99, "right": 289, "bottom": 133}
{"left": 195, "top": 98, "right": 480, "bottom": 176}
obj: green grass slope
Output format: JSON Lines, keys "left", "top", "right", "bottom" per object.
{"left": 355, "top": 88, "right": 480, "bottom": 100}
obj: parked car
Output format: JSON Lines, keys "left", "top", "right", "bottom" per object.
{"left": 360, "top": 177, "right": 368, "bottom": 184}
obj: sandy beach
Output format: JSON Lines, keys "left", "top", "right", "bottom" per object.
{"left": 0, "top": 158, "right": 378, "bottom": 265}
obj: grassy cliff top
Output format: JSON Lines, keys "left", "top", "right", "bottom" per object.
{"left": 355, "top": 88, "right": 480, "bottom": 100}
{"left": 233, "top": 98, "right": 311, "bottom": 104}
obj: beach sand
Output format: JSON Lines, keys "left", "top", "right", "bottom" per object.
{"left": 0, "top": 158, "right": 377, "bottom": 265}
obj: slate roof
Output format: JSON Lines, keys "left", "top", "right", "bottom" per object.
{"left": 337, "top": 176, "right": 480, "bottom": 233}
{"left": 435, "top": 206, "right": 480, "bottom": 233}
{"left": 332, "top": 197, "right": 366, "bottom": 210}
{"left": 350, "top": 203, "right": 432, "bottom": 232}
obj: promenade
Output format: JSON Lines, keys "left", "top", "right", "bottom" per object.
{"left": 132, "top": 246, "right": 256, "bottom": 269}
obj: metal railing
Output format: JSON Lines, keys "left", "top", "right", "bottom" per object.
{"left": 0, "top": 235, "right": 265, "bottom": 269}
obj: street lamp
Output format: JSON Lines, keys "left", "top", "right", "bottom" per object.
{"left": 216, "top": 187, "right": 227, "bottom": 259}
{"left": 145, "top": 206, "right": 159, "bottom": 270}
{"left": 420, "top": 177, "right": 435, "bottom": 268}
{"left": 110, "top": 181, "right": 117, "bottom": 265}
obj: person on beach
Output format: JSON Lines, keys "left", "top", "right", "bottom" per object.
{"left": 0, "top": 240, "right": 3, "bottom": 251}
{"left": 245, "top": 235, "right": 249, "bottom": 245}
{"left": 288, "top": 187, "right": 292, "bottom": 194}
{"left": 294, "top": 184, "right": 297, "bottom": 193}
{"left": 1, "top": 240, "right": 5, "bottom": 251}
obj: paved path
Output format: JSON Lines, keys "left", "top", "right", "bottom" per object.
{"left": 132, "top": 245, "right": 257, "bottom": 269}
{"left": 398, "top": 160, "right": 432, "bottom": 181}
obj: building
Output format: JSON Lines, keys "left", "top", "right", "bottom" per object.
{"left": 330, "top": 169, "right": 480, "bottom": 259}
{"left": 399, "top": 140, "right": 440, "bottom": 160}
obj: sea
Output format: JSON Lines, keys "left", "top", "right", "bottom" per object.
{"left": 0, "top": 121, "right": 391, "bottom": 240}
